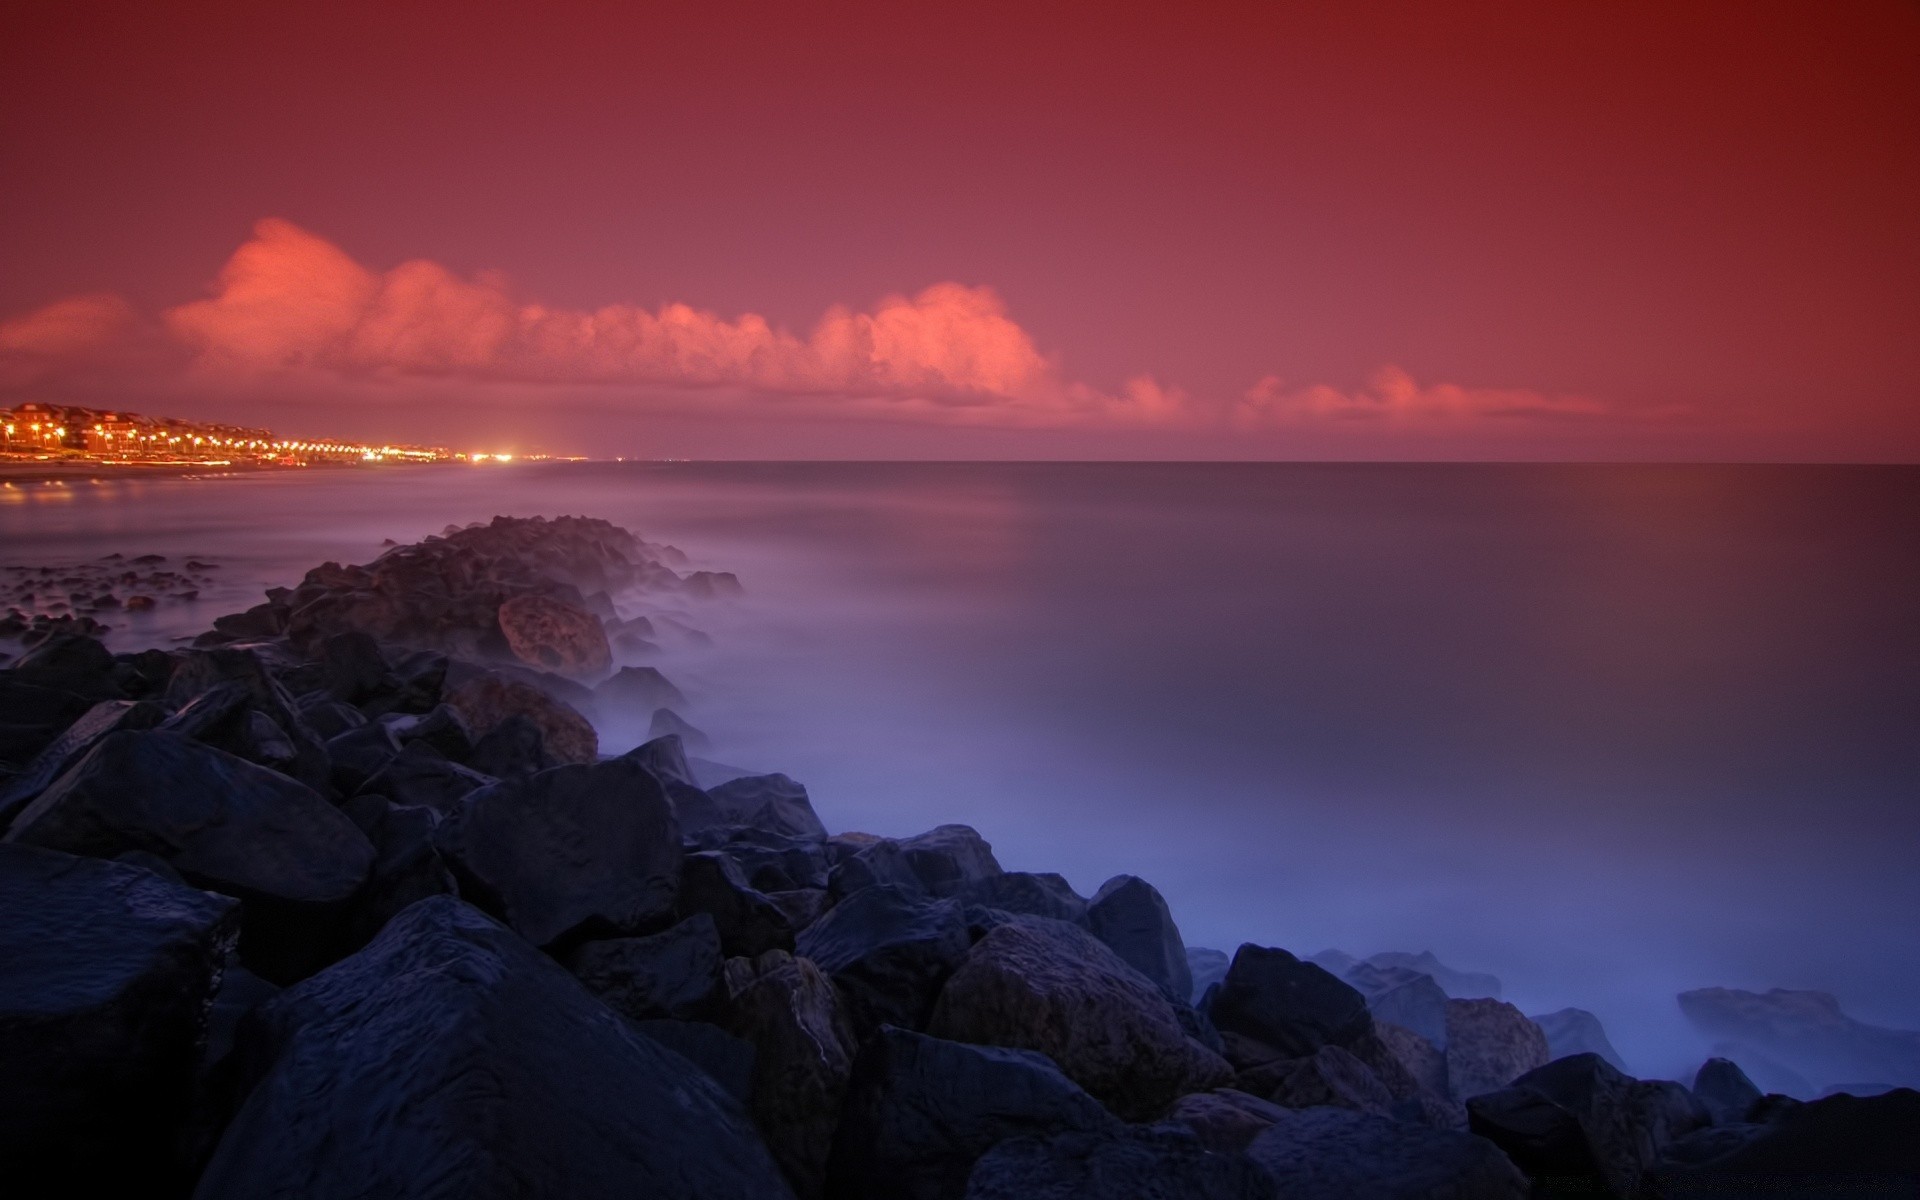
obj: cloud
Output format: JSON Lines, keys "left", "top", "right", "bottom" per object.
{"left": 0, "top": 293, "right": 137, "bottom": 356}
{"left": 1237, "top": 366, "right": 1608, "bottom": 427}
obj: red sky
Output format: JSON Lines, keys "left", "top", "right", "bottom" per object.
{"left": 2, "top": 0, "right": 1916, "bottom": 459}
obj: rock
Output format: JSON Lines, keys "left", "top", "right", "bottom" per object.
{"left": 596, "top": 664, "right": 687, "bottom": 711}
{"left": 1363, "top": 951, "right": 1502, "bottom": 999}
{"left": 683, "top": 569, "right": 744, "bottom": 598}
{"left": 769, "top": 887, "right": 833, "bottom": 931}
{"left": 1167, "top": 1088, "right": 1292, "bottom": 1152}
{"left": 1372, "top": 1019, "right": 1451, "bottom": 1098}
{"left": 1650, "top": 1087, "right": 1920, "bottom": 1188}
{"left": 1187, "top": 947, "right": 1230, "bottom": 1004}
{"left": 0, "top": 844, "right": 239, "bottom": 1188}
{"left": 798, "top": 884, "right": 972, "bottom": 1036}
{"left": 621, "top": 734, "right": 725, "bottom": 830}
{"left": 896, "top": 824, "right": 1002, "bottom": 896}
{"left": 1467, "top": 1052, "right": 1706, "bottom": 1196}
{"left": 357, "top": 741, "right": 495, "bottom": 812}
{"left": 386, "top": 703, "right": 474, "bottom": 760}
{"left": 1236, "top": 1043, "right": 1398, "bottom": 1117}
{"left": 7, "top": 731, "right": 373, "bottom": 980}
{"left": 1531, "top": 1006, "right": 1626, "bottom": 1072}
{"left": 1353, "top": 968, "right": 1449, "bottom": 1049}
{"left": 1085, "top": 874, "right": 1192, "bottom": 1001}
{"left": 297, "top": 696, "right": 366, "bottom": 739}
{"left": 0, "top": 698, "right": 163, "bottom": 826}
{"left": 336, "top": 798, "right": 457, "bottom": 949}
{"left": 1245, "top": 1106, "right": 1528, "bottom": 1199}
{"left": 11, "top": 631, "right": 122, "bottom": 699}
{"left": 963, "top": 1126, "right": 1277, "bottom": 1200}
{"left": 324, "top": 720, "right": 404, "bottom": 793}
{"left": 697, "top": 827, "right": 832, "bottom": 892}
{"left": 194, "top": 896, "right": 795, "bottom": 1200}
{"left": 960, "top": 871, "right": 1088, "bottom": 926}
{"left": 0, "top": 677, "right": 94, "bottom": 736}
{"left": 433, "top": 756, "right": 681, "bottom": 948}
{"left": 828, "top": 1025, "right": 1120, "bottom": 1200}
{"left": 723, "top": 949, "right": 859, "bottom": 1199}
{"left": 929, "top": 915, "right": 1231, "bottom": 1120}
{"left": 1208, "top": 944, "right": 1374, "bottom": 1062}
{"left": 678, "top": 851, "right": 796, "bottom": 957}
{"left": 316, "top": 630, "right": 393, "bottom": 704}
{"left": 495, "top": 593, "right": 611, "bottom": 676}
{"left": 650, "top": 706, "right": 711, "bottom": 749}
{"left": 446, "top": 672, "right": 597, "bottom": 765}
{"left": 1678, "top": 986, "right": 1920, "bottom": 1092}
{"left": 831, "top": 837, "right": 931, "bottom": 898}
{"left": 465, "top": 712, "right": 557, "bottom": 778}
{"left": 162, "top": 648, "right": 333, "bottom": 793}
{"left": 631, "top": 1018, "right": 757, "bottom": 1103}
{"left": 211, "top": 601, "right": 287, "bottom": 639}
{"left": 706, "top": 771, "right": 828, "bottom": 840}
{"left": 1445, "top": 998, "right": 1549, "bottom": 1100}
{"left": 562, "top": 912, "right": 728, "bottom": 1022}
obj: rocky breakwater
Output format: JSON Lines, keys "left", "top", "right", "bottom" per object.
{"left": 1, "top": 514, "right": 1915, "bottom": 1198}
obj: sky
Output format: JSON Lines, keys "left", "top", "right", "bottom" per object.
{"left": 2, "top": 0, "right": 1916, "bottom": 460}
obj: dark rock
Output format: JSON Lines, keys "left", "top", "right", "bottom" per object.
{"left": 446, "top": 671, "right": 597, "bottom": 764}
{"left": 1085, "top": 874, "right": 1191, "bottom": 1001}
{"left": 1650, "top": 1087, "right": 1920, "bottom": 1190}
{"left": 163, "top": 647, "right": 333, "bottom": 788}
{"left": 0, "top": 844, "right": 239, "bottom": 1188}
{"left": 211, "top": 601, "right": 287, "bottom": 639}
{"left": 797, "top": 884, "right": 972, "bottom": 1037}
{"left": 465, "top": 712, "right": 556, "bottom": 778}
{"left": 1351, "top": 968, "right": 1449, "bottom": 1049}
{"left": 683, "top": 569, "right": 744, "bottom": 598}
{"left": 386, "top": 703, "right": 474, "bottom": 760}
{"left": 11, "top": 631, "right": 122, "bottom": 699}
{"left": 622, "top": 734, "right": 725, "bottom": 830}
{"left": 563, "top": 912, "right": 728, "bottom": 1022}
{"left": 1235, "top": 1043, "right": 1397, "bottom": 1117}
{"left": 1533, "top": 1006, "right": 1628, "bottom": 1073}
{"left": 596, "top": 664, "right": 687, "bottom": 711}
{"left": 632, "top": 1017, "right": 756, "bottom": 1103}
{"left": 723, "top": 948, "right": 859, "bottom": 1198}
{"left": 296, "top": 697, "right": 366, "bottom": 739}
{"left": 433, "top": 756, "right": 680, "bottom": 949}
{"left": 679, "top": 850, "right": 796, "bottom": 957}
{"left": 896, "top": 823, "right": 1002, "bottom": 896}
{"left": 193, "top": 896, "right": 795, "bottom": 1200}
{"left": 959, "top": 871, "right": 1088, "bottom": 925}
{"left": 707, "top": 772, "right": 829, "bottom": 841}
{"left": 650, "top": 706, "right": 710, "bottom": 749}
{"left": 1444, "top": 998, "right": 1548, "bottom": 1100}
{"left": 0, "top": 677, "right": 93, "bottom": 732}
{"left": 0, "top": 698, "right": 163, "bottom": 827}
{"left": 1208, "top": 944, "right": 1373, "bottom": 1061}
{"left": 930, "top": 915, "right": 1230, "bottom": 1121}
{"left": 325, "top": 720, "right": 404, "bottom": 794}
{"left": 963, "top": 1125, "right": 1277, "bottom": 1200}
{"left": 828, "top": 1025, "right": 1120, "bottom": 1200}
{"left": 1186, "top": 946, "right": 1230, "bottom": 1004}
{"left": 1167, "top": 1088, "right": 1292, "bottom": 1152}
{"left": 1678, "top": 986, "right": 1920, "bottom": 1093}
{"left": 697, "top": 827, "right": 831, "bottom": 892}
{"left": 831, "top": 836, "right": 931, "bottom": 899}
{"left": 1245, "top": 1106, "right": 1528, "bottom": 1199}
{"left": 768, "top": 886, "right": 833, "bottom": 931}
{"left": 1363, "top": 951, "right": 1502, "bottom": 999}
{"left": 337, "top": 798, "right": 456, "bottom": 948}
{"left": 1372, "top": 1019, "right": 1451, "bottom": 1099}
{"left": 315, "top": 630, "right": 392, "bottom": 705}
{"left": 358, "top": 741, "right": 495, "bottom": 812}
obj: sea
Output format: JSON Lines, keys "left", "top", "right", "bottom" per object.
{"left": 4, "top": 460, "right": 1916, "bottom": 1082}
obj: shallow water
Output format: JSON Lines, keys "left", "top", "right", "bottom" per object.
{"left": 4, "top": 460, "right": 1916, "bottom": 1081}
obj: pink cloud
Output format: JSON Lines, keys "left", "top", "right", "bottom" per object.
{"left": 0, "top": 293, "right": 137, "bottom": 356}
{"left": 1236, "top": 367, "right": 1608, "bottom": 427}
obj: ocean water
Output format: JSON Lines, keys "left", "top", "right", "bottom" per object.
{"left": 4, "top": 461, "right": 1916, "bottom": 1080}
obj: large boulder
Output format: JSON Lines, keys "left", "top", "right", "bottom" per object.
{"left": 1167, "top": 1088, "right": 1293, "bottom": 1152}
{"left": 496, "top": 593, "right": 611, "bottom": 675}
{"left": 963, "top": 1126, "right": 1277, "bottom": 1200}
{"left": 562, "top": 912, "right": 727, "bottom": 1022}
{"left": 960, "top": 871, "right": 1089, "bottom": 926}
{"left": 432, "top": 756, "right": 681, "bottom": 948}
{"left": 11, "top": 631, "right": 122, "bottom": 699}
{"left": 194, "top": 896, "right": 794, "bottom": 1199}
{"left": 929, "top": 916, "right": 1231, "bottom": 1120}
{"left": 357, "top": 741, "right": 495, "bottom": 812}
{"left": 1650, "top": 1087, "right": 1920, "bottom": 1189}
{"left": 445, "top": 672, "right": 597, "bottom": 765}
{"left": 1444, "top": 998, "right": 1549, "bottom": 1100}
{"left": 1085, "top": 874, "right": 1191, "bottom": 1001}
{"left": 162, "top": 648, "right": 332, "bottom": 793}
{"left": 1235, "top": 1043, "right": 1397, "bottom": 1117}
{"left": 1466, "top": 1052, "right": 1708, "bottom": 1196}
{"left": 896, "top": 824, "right": 1002, "bottom": 896}
{"left": 1693, "top": 1056, "right": 1764, "bottom": 1125}
{"left": 0, "top": 845, "right": 239, "bottom": 1188}
{"left": 1208, "top": 944, "right": 1373, "bottom": 1062}
{"left": 0, "top": 697, "right": 163, "bottom": 826}
{"left": 722, "top": 949, "right": 859, "bottom": 1199}
{"left": 1245, "top": 1106, "right": 1528, "bottom": 1199}
{"left": 338, "top": 797, "right": 457, "bottom": 949}
{"left": 797, "top": 884, "right": 972, "bottom": 1036}
{"left": 706, "top": 772, "right": 829, "bottom": 841}
{"left": 677, "top": 850, "right": 796, "bottom": 957}
{"left": 1352, "top": 968, "right": 1449, "bottom": 1049}
{"left": 1372, "top": 1019, "right": 1451, "bottom": 1099}
{"left": 1532, "top": 1006, "right": 1627, "bottom": 1073}
{"left": 828, "top": 1026, "right": 1119, "bottom": 1200}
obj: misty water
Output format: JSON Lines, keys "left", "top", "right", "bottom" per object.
{"left": 4, "top": 461, "right": 1915, "bottom": 1084}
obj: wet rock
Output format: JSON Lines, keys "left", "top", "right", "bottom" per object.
{"left": 1372, "top": 1019, "right": 1451, "bottom": 1099}
{"left": 194, "top": 896, "right": 794, "bottom": 1200}
{"left": 0, "top": 844, "right": 239, "bottom": 1188}
{"left": 385, "top": 703, "right": 474, "bottom": 760}
{"left": 1650, "top": 1087, "right": 1920, "bottom": 1189}
{"left": 497, "top": 592, "right": 612, "bottom": 675}
{"left": 337, "top": 798, "right": 457, "bottom": 949}
{"left": 678, "top": 850, "right": 796, "bottom": 957}
{"left": 963, "top": 1125, "right": 1277, "bottom": 1200}
{"left": 0, "top": 698, "right": 164, "bottom": 826}
{"left": 831, "top": 837, "right": 931, "bottom": 898}
{"left": 707, "top": 772, "right": 829, "bottom": 841}
{"left": 212, "top": 601, "right": 287, "bottom": 639}
{"left": 1246, "top": 1106, "right": 1528, "bottom": 1199}
{"left": 163, "top": 648, "right": 332, "bottom": 793}
{"left": 1533, "top": 1006, "right": 1627, "bottom": 1072}
{"left": 11, "top": 631, "right": 122, "bottom": 699}
{"left": 1693, "top": 1056, "right": 1764, "bottom": 1125}
{"left": 1208, "top": 944, "right": 1374, "bottom": 1063}
{"left": 596, "top": 664, "right": 687, "bottom": 711}
{"left": 797, "top": 884, "right": 972, "bottom": 1036}
{"left": 325, "top": 720, "right": 404, "bottom": 794}
{"left": 358, "top": 741, "right": 495, "bottom": 812}
{"left": 298, "top": 695, "right": 368, "bottom": 739}
{"left": 897, "top": 824, "right": 1003, "bottom": 896}
{"left": 563, "top": 912, "right": 728, "bottom": 1022}
{"left": 433, "top": 756, "right": 681, "bottom": 948}
{"left": 768, "top": 886, "right": 833, "bottom": 931}
{"left": 697, "top": 826, "right": 832, "bottom": 892}
{"left": 650, "top": 706, "right": 710, "bottom": 749}
{"left": 1445, "top": 998, "right": 1549, "bottom": 1100}
{"left": 960, "top": 870, "right": 1089, "bottom": 925}
{"left": 446, "top": 671, "right": 597, "bottom": 764}
{"left": 0, "top": 677, "right": 94, "bottom": 733}
{"left": 1085, "top": 874, "right": 1191, "bottom": 1001}
{"left": 1167, "top": 1088, "right": 1292, "bottom": 1152}
{"left": 465, "top": 712, "right": 557, "bottom": 778}
{"left": 930, "top": 915, "right": 1231, "bottom": 1120}
{"left": 631, "top": 1018, "right": 756, "bottom": 1103}
{"left": 723, "top": 948, "right": 859, "bottom": 1198}
{"left": 1236, "top": 1042, "right": 1397, "bottom": 1117}
{"left": 828, "top": 1025, "right": 1120, "bottom": 1200}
